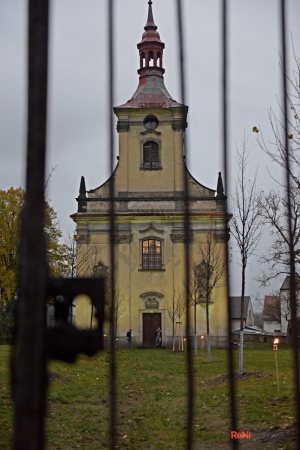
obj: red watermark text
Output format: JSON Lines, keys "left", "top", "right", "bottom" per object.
{"left": 231, "top": 431, "right": 251, "bottom": 439}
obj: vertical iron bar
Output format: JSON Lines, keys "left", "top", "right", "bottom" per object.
{"left": 107, "top": 0, "right": 117, "bottom": 448}
{"left": 221, "top": 1, "right": 238, "bottom": 448}
{"left": 280, "top": 1, "right": 300, "bottom": 446}
{"left": 175, "top": 1, "right": 194, "bottom": 448}
{"left": 13, "top": 1, "right": 49, "bottom": 449}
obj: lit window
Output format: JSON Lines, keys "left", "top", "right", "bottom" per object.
{"left": 142, "top": 239, "right": 162, "bottom": 270}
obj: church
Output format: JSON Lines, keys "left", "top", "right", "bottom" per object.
{"left": 71, "top": 1, "right": 229, "bottom": 348}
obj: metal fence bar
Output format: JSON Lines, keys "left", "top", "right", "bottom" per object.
{"left": 175, "top": 1, "right": 194, "bottom": 448}
{"left": 221, "top": 1, "right": 238, "bottom": 448}
{"left": 13, "top": 1, "right": 49, "bottom": 449}
{"left": 107, "top": 1, "right": 117, "bottom": 448}
{"left": 280, "top": 1, "right": 300, "bottom": 446}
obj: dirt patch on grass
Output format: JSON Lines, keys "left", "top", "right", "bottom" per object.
{"left": 208, "top": 371, "right": 272, "bottom": 386}
{"left": 48, "top": 370, "right": 66, "bottom": 382}
{"left": 238, "top": 423, "right": 296, "bottom": 449}
{"left": 200, "top": 360, "right": 223, "bottom": 364}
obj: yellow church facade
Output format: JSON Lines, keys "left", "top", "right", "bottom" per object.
{"left": 71, "top": 1, "right": 229, "bottom": 348}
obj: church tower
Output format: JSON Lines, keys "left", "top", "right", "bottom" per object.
{"left": 72, "top": 1, "right": 228, "bottom": 348}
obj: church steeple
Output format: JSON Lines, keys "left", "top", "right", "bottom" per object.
{"left": 145, "top": 0, "right": 155, "bottom": 28}
{"left": 137, "top": 0, "right": 165, "bottom": 78}
{"left": 115, "top": 0, "right": 185, "bottom": 110}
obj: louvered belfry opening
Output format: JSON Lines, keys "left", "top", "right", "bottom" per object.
{"left": 11, "top": 1, "right": 300, "bottom": 450}
{"left": 143, "top": 141, "right": 159, "bottom": 169}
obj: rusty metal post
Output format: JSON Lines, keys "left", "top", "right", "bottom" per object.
{"left": 221, "top": 1, "right": 238, "bottom": 448}
{"left": 280, "top": 1, "right": 300, "bottom": 445}
{"left": 175, "top": 2, "right": 194, "bottom": 448}
{"left": 107, "top": 1, "right": 117, "bottom": 448}
{"left": 12, "top": 2, "right": 49, "bottom": 449}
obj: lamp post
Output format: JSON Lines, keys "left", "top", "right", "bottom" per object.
{"left": 273, "top": 338, "right": 280, "bottom": 395}
{"left": 200, "top": 335, "right": 204, "bottom": 358}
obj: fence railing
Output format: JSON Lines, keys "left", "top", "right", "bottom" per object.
{"left": 11, "top": 1, "right": 300, "bottom": 449}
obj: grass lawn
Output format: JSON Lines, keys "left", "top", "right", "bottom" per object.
{"left": 0, "top": 344, "right": 296, "bottom": 449}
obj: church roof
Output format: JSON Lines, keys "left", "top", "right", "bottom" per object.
{"left": 117, "top": 75, "right": 184, "bottom": 110}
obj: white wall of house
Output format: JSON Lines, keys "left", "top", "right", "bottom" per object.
{"left": 279, "top": 277, "right": 300, "bottom": 335}
{"left": 280, "top": 292, "right": 293, "bottom": 334}
{"left": 263, "top": 320, "right": 281, "bottom": 333}
{"left": 231, "top": 318, "right": 246, "bottom": 331}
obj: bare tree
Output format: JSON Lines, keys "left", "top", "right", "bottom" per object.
{"left": 255, "top": 47, "right": 300, "bottom": 283}
{"left": 105, "top": 284, "right": 126, "bottom": 340}
{"left": 165, "top": 294, "right": 178, "bottom": 346}
{"left": 63, "top": 230, "right": 97, "bottom": 278}
{"left": 230, "top": 141, "right": 262, "bottom": 374}
{"left": 257, "top": 188, "right": 300, "bottom": 284}
{"left": 186, "top": 263, "right": 204, "bottom": 354}
{"left": 93, "top": 260, "right": 126, "bottom": 344}
{"left": 197, "top": 230, "right": 226, "bottom": 363}
{"left": 258, "top": 292, "right": 281, "bottom": 326}
{"left": 256, "top": 46, "right": 300, "bottom": 189}
{"left": 165, "top": 290, "right": 186, "bottom": 351}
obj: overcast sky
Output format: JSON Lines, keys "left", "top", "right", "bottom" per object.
{"left": 1, "top": 0, "right": 300, "bottom": 308}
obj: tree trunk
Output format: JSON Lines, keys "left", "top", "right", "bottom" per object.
{"left": 239, "top": 262, "right": 246, "bottom": 374}
{"left": 172, "top": 319, "right": 175, "bottom": 351}
{"left": 239, "top": 330, "right": 244, "bottom": 374}
{"left": 207, "top": 334, "right": 211, "bottom": 363}
{"left": 206, "top": 293, "right": 211, "bottom": 363}
{"left": 172, "top": 298, "right": 175, "bottom": 351}
{"left": 194, "top": 303, "right": 197, "bottom": 354}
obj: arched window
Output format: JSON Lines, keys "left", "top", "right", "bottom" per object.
{"left": 157, "top": 51, "right": 162, "bottom": 67}
{"left": 143, "top": 141, "right": 159, "bottom": 169}
{"left": 142, "top": 239, "right": 162, "bottom": 270}
{"left": 149, "top": 50, "right": 154, "bottom": 66}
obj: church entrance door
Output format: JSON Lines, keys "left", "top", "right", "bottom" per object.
{"left": 142, "top": 313, "right": 161, "bottom": 347}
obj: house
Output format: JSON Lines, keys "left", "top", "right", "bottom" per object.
{"left": 279, "top": 275, "right": 300, "bottom": 334}
{"left": 71, "top": 2, "right": 229, "bottom": 348}
{"left": 229, "top": 296, "right": 254, "bottom": 331}
{"left": 262, "top": 295, "right": 281, "bottom": 333}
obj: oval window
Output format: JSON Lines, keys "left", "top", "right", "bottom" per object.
{"left": 143, "top": 115, "right": 159, "bottom": 130}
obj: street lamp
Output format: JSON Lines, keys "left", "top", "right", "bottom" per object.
{"left": 200, "top": 335, "right": 204, "bottom": 357}
{"left": 273, "top": 338, "right": 280, "bottom": 395}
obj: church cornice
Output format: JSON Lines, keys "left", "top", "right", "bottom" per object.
{"left": 82, "top": 193, "right": 216, "bottom": 202}
{"left": 140, "top": 129, "right": 161, "bottom": 136}
{"left": 117, "top": 120, "right": 129, "bottom": 132}
{"left": 140, "top": 292, "right": 164, "bottom": 299}
{"left": 170, "top": 233, "right": 193, "bottom": 243}
{"left": 114, "top": 233, "right": 133, "bottom": 243}
{"left": 172, "top": 118, "right": 188, "bottom": 131}
{"left": 139, "top": 223, "right": 164, "bottom": 234}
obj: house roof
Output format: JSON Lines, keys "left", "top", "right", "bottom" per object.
{"left": 229, "top": 296, "right": 251, "bottom": 319}
{"left": 262, "top": 295, "right": 279, "bottom": 321}
{"left": 280, "top": 275, "right": 300, "bottom": 291}
{"left": 232, "top": 325, "right": 271, "bottom": 335}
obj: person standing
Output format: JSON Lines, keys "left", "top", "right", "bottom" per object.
{"left": 155, "top": 327, "right": 162, "bottom": 347}
{"left": 126, "top": 328, "right": 132, "bottom": 349}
